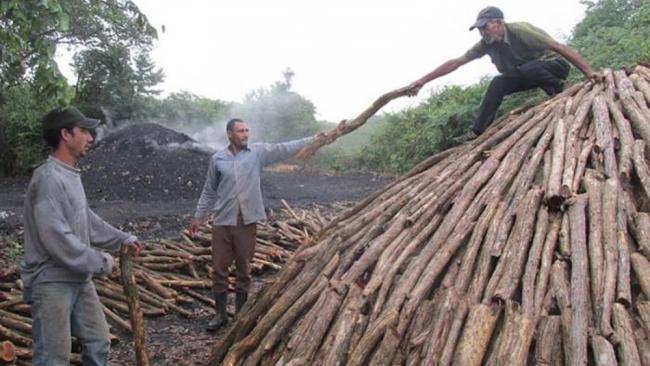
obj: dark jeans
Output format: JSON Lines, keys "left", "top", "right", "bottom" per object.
{"left": 472, "top": 58, "right": 570, "bottom": 134}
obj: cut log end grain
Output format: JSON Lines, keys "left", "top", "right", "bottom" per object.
{"left": 0, "top": 340, "right": 16, "bottom": 362}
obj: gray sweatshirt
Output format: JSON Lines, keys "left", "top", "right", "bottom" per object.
{"left": 20, "top": 157, "right": 136, "bottom": 294}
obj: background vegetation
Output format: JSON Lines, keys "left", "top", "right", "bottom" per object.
{"left": 1, "top": 0, "right": 648, "bottom": 176}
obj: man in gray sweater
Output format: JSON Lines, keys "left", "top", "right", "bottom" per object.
{"left": 21, "top": 107, "right": 142, "bottom": 366}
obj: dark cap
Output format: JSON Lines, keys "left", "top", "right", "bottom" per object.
{"left": 42, "top": 107, "right": 100, "bottom": 131}
{"left": 469, "top": 6, "right": 504, "bottom": 31}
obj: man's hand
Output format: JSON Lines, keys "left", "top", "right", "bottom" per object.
{"left": 586, "top": 70, "right": 604, "bottom": 83}
{"left": 126, "top": 240, "right": 143, "bottom": 256}
{"left": 406, "top": 80, "right": 424, "bottom": 97}
{"left": 189, "top": 217, "right": 203, "bottom": 237}
{"left": 314, "top": 132, "right": 327, "bottom": 144}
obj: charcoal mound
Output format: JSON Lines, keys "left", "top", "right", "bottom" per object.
{"left": 81, "top": 123, "right": 212, "bottom": 202}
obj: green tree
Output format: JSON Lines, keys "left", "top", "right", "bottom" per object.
{"left": 0, "top": 0, "right": 158, "bottom": 176}
{"left": 72, "top": 44, "right": 164, "bottom": 120}
{"left": 570, "top": 0, "right": 650, "bottom": 69}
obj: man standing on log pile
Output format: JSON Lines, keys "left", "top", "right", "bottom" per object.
{"left": 406, "top": 6, "right": 600, "bottom": 143}
{"left": 21, "top": 107, "right": 143, "bottom": 365}
{"left": 189, "top": 118, "right": 324, "bottom": 331}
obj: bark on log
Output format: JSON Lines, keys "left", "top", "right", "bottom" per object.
{"left": 633, "top": 140, "right": 650, "bottom": 203}
{"left": 613, "top": 303, "right": 642, "bottom": 366}
{"left": 451, "top": 303, "right": 501, "bottom": 366}
{"left": 534, "top": 316, "right": 563, "bottom": 366}
{"left": 120, "top": 247, "right": 150, "bottom": 366}
{"left": 591, "top": 334, "right": 618, "bottom": 366}
{"left": 584, "top": 170, "right": 605, "bottom": 321}
{"left": 632, "top": 212, "right": 650, "bottom": 258}
{"left": 631, "top": 253, "right": 650, "bottom": 300}
{"left": 568, "top": 194, "right": 590, "bottom": 366}
{"left": 601, "top": 178, "right": 619, "bottom": 338}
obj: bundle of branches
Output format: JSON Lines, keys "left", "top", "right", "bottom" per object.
{"left": 0, "top": 204, "right": 330, "bottom": 364}
{"left": 209, "top": 66, "right": 650, "bottom": 366}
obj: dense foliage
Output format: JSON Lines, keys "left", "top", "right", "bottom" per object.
{"left": 0, "top": 0, "right": 158, "bottom": 176}
{"left": 571, "top": 0, "right": 650, "bottom": 69}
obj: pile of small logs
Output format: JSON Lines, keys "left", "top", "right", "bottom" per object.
{"left": 0, "top": 203, "right": 330, "bottom": 365}
{"left": 209, "top": 66, "right": 650, "bottom": 366}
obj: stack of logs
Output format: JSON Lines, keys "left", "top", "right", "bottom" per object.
{"left": 209, "top": 65, "right": 650, "bottom": 366}
{"left": 0, "top": 203, "right": 329, "bottom": 365}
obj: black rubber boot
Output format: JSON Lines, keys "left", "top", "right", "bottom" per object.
{"left": 235, "top": 292, "right": 248, "bottom": 313}
{"left": 206, "top": 292, "right": 228, "bottom": 331}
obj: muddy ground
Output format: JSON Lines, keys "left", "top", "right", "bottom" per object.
{"left": 0, "top": 123, "right": 393, "bottom": 365}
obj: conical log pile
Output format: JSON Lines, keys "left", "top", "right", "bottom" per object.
{"left": 209, "top": 65, "right": 650, "bottom": 366}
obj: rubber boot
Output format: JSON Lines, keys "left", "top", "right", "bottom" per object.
{"left": 206, "top": 292, "right": 228, "bottom": 331}
{"left": 235, "top": 292, "right": 248, "bottom": 313}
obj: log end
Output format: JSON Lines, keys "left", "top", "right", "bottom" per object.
{"left": 0, "top": 341, "right": 16, "bottom": 363}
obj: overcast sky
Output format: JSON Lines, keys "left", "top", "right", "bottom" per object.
{"left": 60, "top": 1, "right": 588, "bottom": 122}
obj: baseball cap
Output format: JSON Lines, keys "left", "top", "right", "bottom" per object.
{"left": 469, "top": 6, "right": 504, "bottom": 31}
{"left": 42, "top": 107, "right": 100, "bottom": 131}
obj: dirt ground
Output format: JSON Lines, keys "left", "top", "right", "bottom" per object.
{"left": 0, "top": 164, "right": 392, "bottom": 365}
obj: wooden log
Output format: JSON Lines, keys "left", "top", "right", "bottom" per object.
{"left": 0, "top": 309, "right": 31, "bottom": 334}
{"left": 601, "top": 178, "right": 619, "bottom": 338}
{"left": 634, "top": 328, "right": 650, "bottom": 366}
{"left": 533, "top": 213, "right": 562, "bottom": 316}
{"left": 493, "top": 188, "right": 544, "bottom": 302}
{"left": 632, "top": 212, "right": 650, "bottom": 258}
{"left": 583, "top": 170, "right": 605, "bottom": 321}
{"left": 613, "top": 303, "right": 642, "bottom": 366}
{"left": 591, "top": 334, "right": 617, "bottom": 366}
{"left": 638, "top": 301, "right": 650, "bottom": 335}
{"left": 522, "top": 204, "right": 549, "bottom": 315}
{"left": 631, "top": 73, "right": 650, "bottom": 106}
{"left": 346, "top": 308, "right": 399, "bottom": 366}
{"left": 0, "top": 323, "right": 31, "bottom": 347}
{"left": 568, "top": 194, "right": 590, "bottom": 366}
{"left": 616, "top": 228, "right": 632, "bottom": 306}
{"left": 559, "top": 214, "right": 571, "bottom": 258}
{"left": 0, "top": 340, "right": 16, "bottom": 363}
{"left": 631, "top": 253, "right": 650, "bottom": 300}
{"left": 451, "top": 303, "right": 501, "bottom": 366}
{"left": 622, "top": 97, "right": 650, "bottom": 152}
{"left": 593, "top": 94, "right": 618, "bottom": 177}
{"left": 102, "top": 304, "right": 132, "bottom": 333}
{"left": 572, "top": 137, "right": 595, "bottom": 192}
{"left": 534, "top": 316, "right": 563, "bottom": 366}
{"left": 488, "top": 302, "right": 537, "bottom": 366}
{"left": 120, "top": 247, "right": 150, "bottom": 366}
{"left": 633, "top": 140, "right": 650, "bottom": 203}
{"left": 547, "top": 116, "right": 568, "bottom": 209}
{"left": 607, "top": 98, "right": 635, "bottom": 183}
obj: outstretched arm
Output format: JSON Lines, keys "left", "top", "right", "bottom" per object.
{"left": 547, "top": 40, "right": 600, "bottom": 82}
{"left": 407, "top": 55, "right": 472, "bottom": 96}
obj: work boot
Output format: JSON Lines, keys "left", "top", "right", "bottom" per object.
{"left": 235, "top": 291, "right": 248, "bottom": 313}
{"left": 206, "top": 292, "right": 228, "bottom": 331}
{"left": 453, "top": 130, "right": 479, "bottom": 144}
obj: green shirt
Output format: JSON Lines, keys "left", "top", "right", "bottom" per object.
{"left": 464, "top": 22, "right": 559, "bottom": 76}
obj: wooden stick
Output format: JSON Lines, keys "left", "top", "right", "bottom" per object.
{"left": 120, "top": 247, "right": 150, "bottom": 366}
{"left": 613, "top": 303, "right": 642, "bottom": 366}
{"left": 568, "top": 194, "right": 589, "bottom": 366}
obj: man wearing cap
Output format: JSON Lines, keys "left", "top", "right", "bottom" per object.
{"left": 21, "top": 106, "right": 143, "bottom": 365}
{"left": 407, "top": 6, "right": 599, "bottom": 142}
